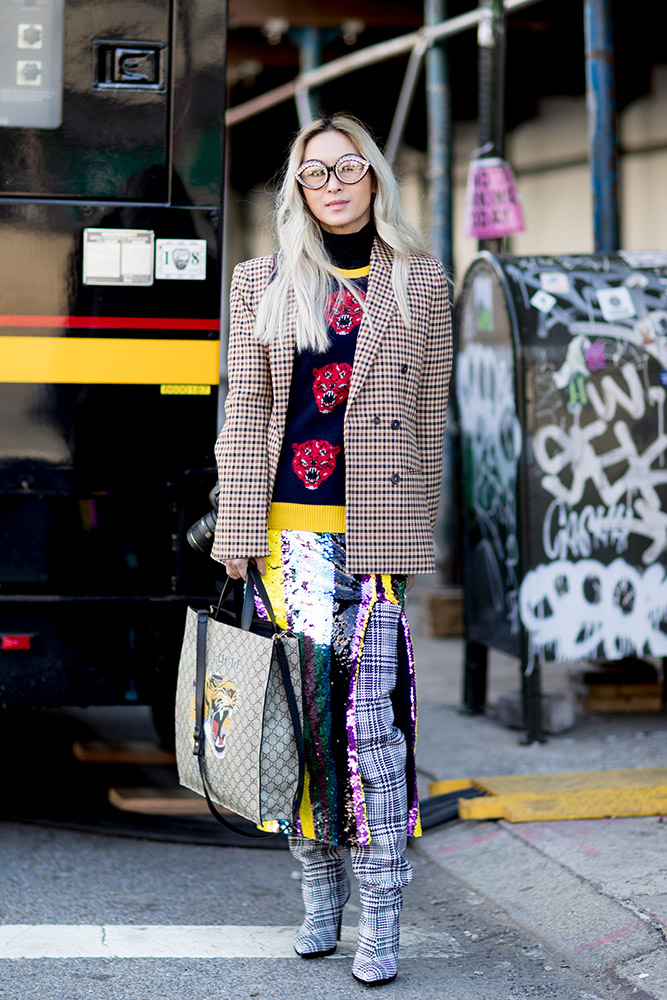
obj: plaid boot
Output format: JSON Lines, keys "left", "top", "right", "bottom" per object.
{"left": 350, "top": 602, "right": 413, "bottom": 986}
{"left": 289, "top": 836, "right": 351, "bottom": 958}
{"left": 352, "top": 885, "right": 402, "bottom": 986}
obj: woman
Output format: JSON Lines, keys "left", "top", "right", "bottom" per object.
{"left": 212, "top": 113, "right": 452, "bottom": 986}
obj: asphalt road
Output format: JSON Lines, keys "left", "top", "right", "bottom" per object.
{"left": 0, "top": 819, "right": 656, "bottom": 1000}
{"left": 2, "top": 577, "right": 666, "bottom": 998}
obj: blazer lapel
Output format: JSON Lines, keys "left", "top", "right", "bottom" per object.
{"left": 268, "top": 299, "right": 296, "bottom": 440}
{"left": 348, "top": 238, "right": 396, "bottom": 406}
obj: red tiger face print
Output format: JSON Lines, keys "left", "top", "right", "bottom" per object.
{"left": 325, "top": 288, "right": 364, "bottom": 335}
{"left": 312, "top": 362, "right": 352, "bottom": 413}
{"left": 292, "top": 439, "right": 341, "bottom": 490}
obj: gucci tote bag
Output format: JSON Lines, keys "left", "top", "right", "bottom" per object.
{"left": 175, "top": 564, "right": 305, "bottom": 835}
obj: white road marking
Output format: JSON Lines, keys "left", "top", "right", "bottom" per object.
{"left": 0, "top": 925, "right": 461, "bottom": 960}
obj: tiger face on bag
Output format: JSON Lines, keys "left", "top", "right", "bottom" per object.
{"left": 189, "top": 675, "right": 237, "bottom": 758}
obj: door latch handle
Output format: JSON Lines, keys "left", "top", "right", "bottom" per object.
{"left": 94, "top": 41, "right": 166, "bottom": 90}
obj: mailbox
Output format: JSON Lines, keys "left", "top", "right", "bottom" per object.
{"left": 456, "top": 250, "right": 667, "bottom": 739}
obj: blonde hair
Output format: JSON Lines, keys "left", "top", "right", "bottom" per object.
{"left": 254, "top": 113, "right": 430, "bottom": 353}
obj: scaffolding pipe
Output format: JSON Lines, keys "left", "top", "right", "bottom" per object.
{"left": 584, "top": 0, "right": 620, "bottom": 251}
{"left": 293, "top": 27, "right": 321, "bottom": 126}
{"left": 477, "top": 0, "right": 506, "bottom": 159}
{"left": 226, "top": 0, "right": 545, "bottom": 127}
{"left": 425, "top": 0, "right": 456, "bottom": 586}
{"left": 385, "top": 39, "right": 429, "bottom": 165}
{"left": 477, "top": 0, "right": 507, "bottom": 255}
{"left": 425, "top": 0, "right": 452, "bottom": 271}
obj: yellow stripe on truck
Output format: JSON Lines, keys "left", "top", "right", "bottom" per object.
{"left": 0, "top": 336, "right": 220, "bottom": 385}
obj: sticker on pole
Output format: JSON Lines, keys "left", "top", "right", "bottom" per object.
{"left": 464, "top": 157, "right": 525, "bottom": 240}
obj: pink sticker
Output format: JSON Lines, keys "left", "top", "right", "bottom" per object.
{"left": 465, "top": 157, "right": 525, "bottom": 239}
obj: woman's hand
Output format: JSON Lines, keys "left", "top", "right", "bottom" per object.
{"left": 223, "top": 557, "right": 267, "bottom": 581}
{"left": 406, "top": 574, "right": 415, "bottom": 592}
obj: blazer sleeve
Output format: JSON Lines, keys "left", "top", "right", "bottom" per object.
{"left": 212, "top": 261, "right": 273, "bottom": 563}
{"left": 417, "top": 261, "right": 453, "bottom": 535}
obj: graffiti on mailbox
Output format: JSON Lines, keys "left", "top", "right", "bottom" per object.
{"left": 533, "top": 361, "right": 667, "bottom": 564}
{"left": 457, "top": 339, "right": 522, "bottom": 635}
{"left": 503, "top": 252, "right": 667, "bottom": 661}
{"left": 519, "top": 558, "right": 667, "bottom": 661}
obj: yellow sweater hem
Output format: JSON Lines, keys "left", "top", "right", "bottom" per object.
{"left": 268, "top": 502, "right": 346, "bottom": 533}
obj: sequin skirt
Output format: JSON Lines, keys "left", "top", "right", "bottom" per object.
{"left": 257, "top": 529, "right": 419, "bottom": 847}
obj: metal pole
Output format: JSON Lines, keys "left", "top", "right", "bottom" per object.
{"left": 477, "top": 0, "right": 506, "bottom": 255}
{"left": 293, "top": 27, "right": 321, "bottom": 127}
{"left": 584, "top": 0, "right": 620, "bottom": 252}
{"left": 425, "top": 0, "right": 456, "bottom": 590}
{"left": 425, "top": 0, "right": 452, "bottom": 271}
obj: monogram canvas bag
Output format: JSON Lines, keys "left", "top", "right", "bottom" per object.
{"left": 175, "top": 565, "right": 305, "bottom": 836}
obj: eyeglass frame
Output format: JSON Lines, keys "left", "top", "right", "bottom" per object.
{"left": 295, "top": 153, "right": 371, "bottom": 190}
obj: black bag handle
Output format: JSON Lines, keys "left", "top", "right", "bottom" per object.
{"left": 246, "top": 562, "right": 281, "bottom": 631}
{"left": 192, "top": 567, "right": 306, "bottom": 840}
{"left": 212, "top": 562, "right": 271, "bottom": 632}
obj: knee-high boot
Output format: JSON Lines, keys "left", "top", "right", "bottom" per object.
{"left": 350, "top": 602, "right": 413, "bottom": 986}
{"left": 288, "top": 835, "right": 351, "bottom": 959}
{"left": 352, "top": 882, "right": 403, "bottom": 986}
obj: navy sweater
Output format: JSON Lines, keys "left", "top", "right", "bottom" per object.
{"left": 269, "top": 223, "right": 375, "bottom": 532}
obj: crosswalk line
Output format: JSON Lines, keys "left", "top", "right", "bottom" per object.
{"left": 0, "top": 924, "right": 461, "bottom": 960}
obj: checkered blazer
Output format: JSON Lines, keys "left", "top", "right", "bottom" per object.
{"left": 212, "top": 237, "right": 452, "bottom": 575}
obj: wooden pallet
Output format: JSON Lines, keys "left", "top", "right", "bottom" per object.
{"left": 70, "top": 739, "right": 267, "bottom": 823}
{"left": 569, "top": 681, "right": 664, "bottom": 713}
{"left": 421, "top": 586, "right": 464, "bottom": 637}
{"left": 429, "top": 768, "right": 667, "bottom": 822}
{"left": 72, "top": 740, "right": 176, "bottom": 765}
{"left": 585, "top": 686, "right": 661, "bottom": 713}
{"left": 568, "top": 662, "right": 664, "bottom": 713}
{"left": 72, "top": 740, "right": 217, "bottom": 816}
{"left": 108, "top": 786, "right": 223, "bottom": 816}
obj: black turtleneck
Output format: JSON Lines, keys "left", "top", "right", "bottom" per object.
{"left": 321, "top": 221, "right": 375, "bottom": 270}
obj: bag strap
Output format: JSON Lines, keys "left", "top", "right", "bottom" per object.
{"left": 192, "top": 598, "right": 306, "bottom": 839}
{"left": 241, "top": 567, "right": 305, "bottom": 807}
{"left": 274, "top": 633, "right": 306, "bottom": 817}
{"left": 246, "top": 563, "right": 281, "bottom": 631}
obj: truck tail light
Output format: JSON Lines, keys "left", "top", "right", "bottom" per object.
{"left": 1, "top": 635, "right": 32, "bottom": 650}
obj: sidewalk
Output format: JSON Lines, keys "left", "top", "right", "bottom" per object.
{"left": 408, "top": 579, "right": 667, "bottom": 998}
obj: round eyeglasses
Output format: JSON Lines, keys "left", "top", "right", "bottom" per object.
{"left": 295, "top": 153, "right": 371, "bottom": 190}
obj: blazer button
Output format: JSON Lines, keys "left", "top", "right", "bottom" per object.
{"left": 401, "top": 364, "right": 409, "bottom": 374}
{"left": 391, "top": 473, "right": 401, "bottom": 484}
{"left": 391, "top": 419, "right": 401, "bottom": 430}
{"left": 373, "top": 415, "right": 381, "bottom": 425}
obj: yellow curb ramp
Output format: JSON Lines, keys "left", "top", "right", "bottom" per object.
{"left": 428, "top": 768, "right": 667, "bottom": 822}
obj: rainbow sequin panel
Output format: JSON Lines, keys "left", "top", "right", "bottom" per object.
{"left": 256, "top": 530, "right": 420, "bottom": 847}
